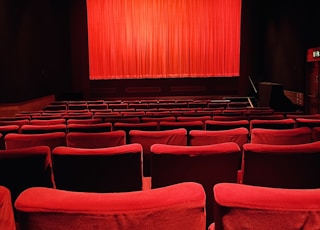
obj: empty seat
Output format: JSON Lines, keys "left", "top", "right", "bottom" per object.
{"left": 67, "top": 123, "right": 112, "bottom": 133}
{"left": 52, "top": 144, "right": 143, "bottom": 192}
{"left": 66, "top": 131, "right": 126, "bottom": 148}
{"left": 150, "top": 142, "right": 242, "bottom": 227}
{"left": 205, "top": 120, "right": 249, "bottom": 130}
{"left": 0, "top": 125, "right": 20, "bottom": 150}
{"left": 5, "top": 132, "right": 66, "bottom": 151}
{"left": 113, "top": 122, "right": 158, "bottom": 143}
{"left": 21, "top": 124, "right": 67, "bottom": 134}
{"left": 29, "top": 118, "right": 66, "bottom": 125}
{"left": 250, "top": 127, "right": 312, "bottom": 145}
{"left": 241, "top": 141, "right": 320, "bottom": 188}
{"left": 129, "top": 128, "right": 187, "bottom": 176}
{"left": 0, "top": 186, "right": 16, "bottom": 230}
{"left": 250, "top": 118, "right": 296, "bottom": 130}
{"left": 189, "top": 128, "right": 249, "bottom": 149}
{"left": 0, "top": 146, "right": 53, "bottom": 211}
{"left": 295, "top": 118, "right": 320, "bottom": 129}
{"left": 15, "top": 182, "right": 206, "bottom": 230}
{"left": 67, "top": 118, "right": 103, "bottom": 124}
{"left": 159, "top": 120, "right": 204, "bottom": 132}
{"left": 211, "top": 183, "right": 320, "bottom": 230}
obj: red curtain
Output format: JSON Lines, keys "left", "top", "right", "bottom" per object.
{"left": 86, "top": 0, "right": 241, "bottom": 80}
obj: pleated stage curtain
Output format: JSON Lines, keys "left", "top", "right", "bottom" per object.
{"left": 86, "top": 0, "right": 241, "bottom": 79}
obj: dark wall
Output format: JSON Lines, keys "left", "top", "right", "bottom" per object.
{"left": 254, "top": 0, "right": 320, "bottom": 92}
{"left": 0, "top": 0, "right": 72, "bottom": 103}
{"left": 1, "top": 0, "right": 320, "bottom": 102}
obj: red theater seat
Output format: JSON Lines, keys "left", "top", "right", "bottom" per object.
{"left": 15, "top": 182, "right": 206, "bottom": 230}
{"left": 250, "top": 118, "right": 296, "bottom": 130}
{"left": 0, "top": 186, "right": 16, "bottom": 230}
{"left": 67, "top": 123, "right": 112, "bottom": 133}
{"left": 211, "top": 183, "right": 320, "bottom": 230}
{"left": 205, "top": 120, "right": 249, "bottom": 130}
{"left": 0, "top": 146, "right": 53, "bottom": 212}
{"left": 30, "top": 118, "right": 66, "bottom": 125}
{"left": 66, "top": 131, "right": 126, "bottom": 148}
{"left": 241, "top": 141, "right": 320, "bottom": 188}
{"left": 189, "top": 128, "right": 249, "bottom": 149}
{"left": 21, "top": 124, "right": 67, "bottom": 134}
{"left": 114, "top": 122, "right": 158, "bottom": 143}
{"left": 5, "top": 132, "right": 66, "bottom": 151}
{"left": 150, "top": 142, "right": 241, "bottom": 227}
{"left": 52, "top": 144, "right": 143, "bottom": 192}
{"left": 250, "top": 127, "right": 312, "bottom": 145}
{"left": 129, "top": 128, "right": 187, "bottom": 176}
{"left": 295, "top": 118, "right": 320, "bottom": 129}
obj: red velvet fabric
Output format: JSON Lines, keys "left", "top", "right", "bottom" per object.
{"left": 150, "top": 142, "right": 241, "bottom": 227}
{"left": 213, "top": 183, "right": 320, "bottom": 230}
{"left": 250, "top": 118, "right": 296, "bottom": 130}
{"left": 66, "top": 131, "right": 126, "bottom": 148}
{"left": 0, "top": 146, "right": 54, "bottom": 213}
{"left": 0, "top": 186, "right": 16, "bottom": 230}
{"left": 189, "top": 128, "right": 249, "bottom": 149}
{"left": 29, "top": 119, "right": 66, "bottom": 125}
{"left": 313, "top": 127, "right": 320, "bottom": 141}
{"left": 15, "top": 182, "right": 206, "bottom": 230}
{"left": 5, "top": 132, "right": 66, "bottom": 151}
{"left": 67, "top": 123, "right": 112, "bottom": 133}
{"left": 52, "top": 144, "right": 143, "bottom": 192}
{"left": 205, "top": 120, "right": 249, "bottom": 130}
{"left": 66, "top": 118, "right": 103, "bottom": 125}
{"left": 296, "top": 118, "right": 320, "bottom": 129}
{"left": 250, "top": 127, "right": 312, "bottom": 145}
{"left": 129, "top": 128, "right": 187, "bottom": 176}
{"left": 241, "top": 141, "right": 320, "bottom": 188}
{"left": 20, "top": 124, "right": 67, "bottom": 134}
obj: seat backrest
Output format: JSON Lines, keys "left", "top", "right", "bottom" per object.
{"left": 21, "top": 124, "right": 67, "bottom": 134}
{"left": 113, "top": 122, "right": 159, "bottom": 143}
{"left": 29, "top": 119, "right": 66, "bottom": 125}
{"left": 242, "top": 141, "right": 320, "bottom": 188}
{"left": 15, "top": 182, "right": 206, "bottom": 230}
{"left": 189, "top": 128, "right": 249, "bottom": 149}
{"left": 205, "top": 120, "right": 249, "bottom": 130}
{"left": 0, "top": 125, "right": 20, "bottom": 150}
{"left": 250, "top": 118, "right": 296, "bottom": 130}
{"left": 52, "top": 144, "right": 143, "bottom": 192}
{"left": 5, "top": 132, "right": 66, "bottom": 151}
{"left": 250, "top": 127, "right": 312, "bottom": 145}
{"left": 0, "top": 146, "right": 53, "bottom": 206}
{"left": 212, "top": 183, "right": 320, "bottom": 230}
{"left": 66, "top": 131, "right": 126, "bottom": 148}
{"left": 0, "top": 186, "right": 16, "bottom": 230}
{"left": 150, "top": 142, "right": 242, "bottom": 227}
{"left": 67, "top": 122, "right": 112, "bottom": 133}
{"left": 129, "top": 128, "right": 187, "bottom": 176}
{"left": 295, "top": 118, "right": 320, "bottom": 129}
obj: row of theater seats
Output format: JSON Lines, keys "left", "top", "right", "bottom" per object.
{"left": 1, "top": 138, "right": 320, "bottom": 227}
{"left": 2, "top": 181, "right": 320, "bottom": 229}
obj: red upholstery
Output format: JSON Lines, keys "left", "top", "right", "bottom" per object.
{"left": 129, "top": 128, "right": 187, "bottom": 176}
{"left": 248, "top": 114, "right": 285, "bottom": 120}
{"left": 176, "top": 115, "right": 212, "bottom": 122}
{"left": 159, "top": 120, "right": 204, "bottom": 131}
{"left": 5, "top": 132, "right": 66, "bottom": 151}
{"left": 295, "top": 118, "right": 320, "bottom": 129}
{"left": 67, "top": 123, "right": 112, "bottom": 133}
{"left": 21, "top": 124, "right": 67, "bottom": 134}
{"left": 189, "top": 128, "right": 249, "bottom": 149}
{"left": 0, "top": 125, "right": 20, "bottom": 150}
{"left": 250, "top": 127, "right": 312, "bottom": 145}
{"left": 212, "top": 183, "right": 320, "bottom": 230}
{"left": 0, "top": 186, "right": 15, "bottom": 230}
{"left": 313, "top": 127, "right": 320, "bottom": 141}
{"left": 250, "top": 118, "right": 296, "bottom": 130}
{"left": 114, "top": 122, "right": 159, "bottom": 143}
{"left": 212, "top": 115, "right": 247, "bottom": 121}
{"left": 205, "top": 119, "right": 249, "bottom": 130}
{"left": 52, "top": 144, "right": 143, "bottom": 192}
{"left": 15, "top": 182, "right": 206, "bottom": 230}
{"left": 0, "top": 119, "right": 30, "bottom": 131}
{"left": 150, "top": 142, "right": 241, "bottom": 227}
{"left": 29, "top": 119, "right": 66, "bottom": 125}
{"left": 67, "top": 118, "right": 103, "bottom": 124}
{"left": 0, "top": 146, "right": 53, "bottom": 211}
{"left": 241, "top": 141, "right": 320, "bottom": 188}
{"left": 66, "top": 131, "right": 126, "bottom": 148}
